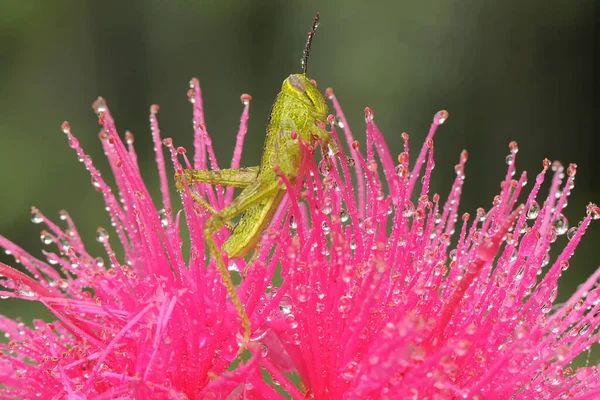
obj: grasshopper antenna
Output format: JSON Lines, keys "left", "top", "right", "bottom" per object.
{"left": 302, "top": 12, "right": 320, "bottom": 75}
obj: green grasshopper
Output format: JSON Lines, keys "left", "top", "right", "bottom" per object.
{"left": 175, "top": 13, "right": 338, "bottom": 352}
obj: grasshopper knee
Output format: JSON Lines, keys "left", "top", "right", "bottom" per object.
{"left": 174, "top": 171, "right": 186, "bottom": 193}
{"left": 204, "top": 215, "right": 226, "bottom": 237}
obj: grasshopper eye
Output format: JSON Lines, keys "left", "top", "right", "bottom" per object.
{"left": 288, "top": 75, "right": 307, "bottom": 93}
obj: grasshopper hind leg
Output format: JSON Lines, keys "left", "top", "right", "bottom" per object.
{"left": 203, "top": 179, "right": 281, "bottom": 355}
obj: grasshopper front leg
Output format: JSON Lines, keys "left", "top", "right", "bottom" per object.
{"left": 203, "top": 178, "right": 281, "bottom": 355}
{"left": 175, "top": 167, "right": 259, "bottom": 230}
{"left": 311, "top": 124, "right": 339, "bottom": 170}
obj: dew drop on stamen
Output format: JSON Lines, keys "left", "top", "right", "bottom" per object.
{"left": 341, "top": 361, "right": 358, "bottom": 380}
{"left": 91, "top": 176, "right": 101, "bottom": 189}
{"left": 125, "top": 131, "right": 135, "bottom": 144}
{"left": 403, "top": 202, "right": 415, "bottom": 218}
{"left": 362, "top": 217, "right": 375, "bottom": 234}
{"left": 587, "top": 203, "right": 600, "bottom": 220}
{"left": 296, "top": 285, "right": 309, "bottom": 303}
{"left": 434, "top": 110, "right": 448, "bottom": 125}
{"left": 318, "top": 159, "right": 331, "bottom": 177}
{"left": 68, "top": 137, "right": 79, "bottom": 149}
{"left": 227, "top": 261, "right": 239, "bottom": 272}
{"left": 527, "top": 201, "right": 540, "bottom": 220}
{"left": 567, "top": 227, "right": 578, "bottom": 241}
{"left": 187, "top": 89, "right": 195, "bottom": 103}
{"left": 96, "top": 228, "right": 109, "bottom": 243}
{"left": 30, "top": 209, "right": 43, "bottom": 224}
{"left": 16, "top": 283, "right": 35, "bottom": 298}
{"left": 338, "top": 296, "right": 351, "bottom": 313}
{"left": 578, "top": 322, "right": 591, "bottom": 336}
{"left": 289, "top": 215, "right": 298, "bottom": 229}
{"left": 40, "top": 231, "right": 53, "bottom": 246}
{"left": 158, "top": 209, "right": 169, "bottom": 227}
{"left": 340, "top": 209, "right": 349, "bottom": 223}
{"left": 449, "top": 249, "right": 457, "bottom": 262}
{"left": 395, "top": 164, "right": 405, "bottom": 177}
{"left": 58, "top": 210, "right": 69, "bottom": 221}
{"left": 364, "top": 107, "right": 374, "bottom": 123}
{"left": 553, "top": 215, "right": 569, "bottom": 236}
{"left": 61, "top": 121, "right": 71, "bottom": 134}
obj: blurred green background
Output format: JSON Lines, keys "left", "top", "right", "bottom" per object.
{"left": 0, "top": 0, "right": 598, "bottom": 322}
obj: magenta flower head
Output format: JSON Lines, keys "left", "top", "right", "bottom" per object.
{"left": 1, "top": 77, "right": 600, "bottom": 399}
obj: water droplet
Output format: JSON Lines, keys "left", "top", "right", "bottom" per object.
{"left": 124, "top": 131, "right": 135, "bottom": 144}
{"left": 289, "top": 215, "right": 298, "bottom": 229}
{"left": 587, "top": 203, "right": 600, "bottom": 220}
{"left": 96, "top": 228, "right": 109, "bottom": 243}
{"left": 321, "top": 220, "right": 331, "bottom": 235}
{"left": 505, "top": 154, "right": 513, "bottom": 165}
{"left": 285, "top": 314, "right": 298, "bottom": 329}
{"left": 61, "top": 121, "right": 71, "bottom": 133}
{"left": 158, "top": 208, "right": 169, "bottom": 227}
{"left": 578, "top": 322, "right": 590, "bottom": 336}
{"left": 187, "top": 89, "right": 196, "bottom": 103}
{"left": 434, "top": 110, "right": 448, "bottom": 125}
{"left": 338, "top": 296, "right": 352, "bottom": 313}
{"left": 228, "top": 261, "right": 239, "bottom": 272}
{"left": 68, "top": 136, "right": 79, "bottom": 149}
{"left": 279, "top": 295, "right": 292, "bottom": 314}
{"left": 16, "top": 283, "right": 35, "bottom": 298}
{"left": 361, "top": 217, "right": 375, "bottom": 235}
{"left": 567, "top": 227, "right": 578, "bottom": 241}
{"left": 493, "top": 195, "right": 502, "bottom": 207}
{"left": 526, "top": 201, "right": 540, "bottom": 219}
{"left": 318, "top": 159, "right": 331, "bottom": 176}
{"left": 321, "top": 198, "right": 333, "bottom": 215}
{"left": 403, "top": 202, "right": 415, "bottom": 218}
{"left": 341, "top": 361, "right": 358, "bottom": 380}
{"left": 546, "top": 368, "right": 564, "bottom": 386}
{"left": 296, "top": 285, "right": 309, "bottom": 302}
{"left": 340, "top": 209, "right": 349, "bottom": 223}
{"left": 553, "top": 214, "right": 568, "bottom": 236}
{"left": 449, "top": 249, "right": 458, "bottom": 261}
{"left": 453, "top": 339, "right": 470, "bottom": 356}
{"left": 394, "top": 164, "right": 405, "bottom": 177}
{"left": 30, "top": 209, "right": 43, "bottom": 224}
{"left": 58, "top": 210, "right": 69, "bottom": 221}
{"left": 91, "top": 176, "right": 101, "bottom": 189}
{"left": 40, "top": 231, "right": 53, "bottom": 245}
{"left": 364, "top": 107, "right": 374, "bottom": 123}
{"left": 515, "top": 265, "right": 526, "bottom": 280}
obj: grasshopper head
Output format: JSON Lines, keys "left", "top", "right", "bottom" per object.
{"left": 283, "top": 74, "right": 328, "bottom": 123}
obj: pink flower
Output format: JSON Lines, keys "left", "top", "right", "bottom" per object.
{"left": 1, "top": 78, "right": 599, "bottom": 399}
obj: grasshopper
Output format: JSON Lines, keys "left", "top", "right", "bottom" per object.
{"left": 175, "top": 13, "right": 338, "bottom": 352}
